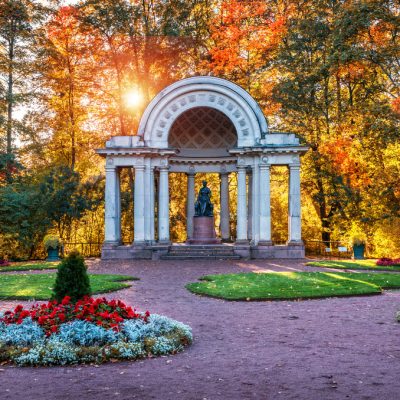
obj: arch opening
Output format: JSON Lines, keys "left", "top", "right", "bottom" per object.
{"left": 169, "top": 107, "right": 237, "bottom": 156}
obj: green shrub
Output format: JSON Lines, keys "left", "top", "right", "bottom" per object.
{"left": 52, "top": 251, "right": 91, "bottom": 303}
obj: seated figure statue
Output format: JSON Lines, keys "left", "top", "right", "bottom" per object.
{"left": 194, "top": 180, "right": 214, "bottom": 217}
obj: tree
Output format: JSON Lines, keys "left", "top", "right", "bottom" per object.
{"left": 0, "top": 0, "right": 45, "bottom": 155}
{"left": 0, "top": 165, "right": 99, "bottom": 258}
{"left": 52, "top": 250, "right": 91, "bottom": 303}
{"left": 272, "top": 0, "right": 400, "bottom": 243}
{"left": 206, "top": 0, "right": 285, "bottom": 112}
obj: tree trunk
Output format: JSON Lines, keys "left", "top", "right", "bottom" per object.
{"left": 7, "top": 31, "right": 15, "bottom": 155}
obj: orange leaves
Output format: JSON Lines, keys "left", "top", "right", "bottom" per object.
{"left": 320, "top": 136, "right": 371, "bottom": 188}
{"left": 336, "top": 61, "right": 366, "bottom": 81}
{"left": 47, "top": 6, "right": 80, "bottom": 41}
{"left": 369, "top": 20, "right": 395, "bottom": 47}
{"left": 391, "top": 97, "right": 400, "bottom": 116}
{"left": 208, "top": 0, "right": 286, "bottom": 78}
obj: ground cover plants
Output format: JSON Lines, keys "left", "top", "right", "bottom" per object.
{"left": 0, "top": 296, "right": 193, "bottom": 366}
{"left": 186, "top": 271, "right": 400, "bottom": 301}
{"left": 0, "top": 273, "right": 136, "bottom": 300}
{"left": 306, "top": 259, "right": 400, "bottom": 272}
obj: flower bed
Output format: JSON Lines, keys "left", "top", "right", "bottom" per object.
{"left": 0, "top": 297, "right": 192, "bottom": 366}
{"left": 376, "top": 258, "right": 400, "bottom": 266}
{"left": 0, "top": 259, "right": 10, "bottom": 267}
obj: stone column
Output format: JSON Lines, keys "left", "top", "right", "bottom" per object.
{"left": 251, "top": 159, "right": 260, "bottom": 245}
{"left": 115, "top": 168, "right": 121, "bottom": 243}
{"left": 144, "top": 158, "right": 155, "bottom": 243}
{"left": 247, "top": 170, "right": 253, "bottom": 240}
{"left": 220, "top": 173, "right": 230, "bottom": 241}
{"left": 134, "top": 164, "right": 145, "bottom": 244}
{"left": 186, "top": 172, "right": 195, "bottom": 240}
{"left": 150, "top": 166, "right": 155, "bottom": 243}
{"left": 259, "top": 163, "right": 272, "bottom": 244}
{"left": 104, "top": 163, "right": 121, "bottom": 245}
{"left": 158, "top": 165, "right": 170, "bottom": 243}
{"left": 236, "top": 165, "right": 248, "bottom": 242}
{"left": 288, "top": 164, "right": 302, "bottom": 244}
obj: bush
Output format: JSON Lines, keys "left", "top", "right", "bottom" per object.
{"left": 52, "top": 251, "right": 91, "bottom": 302}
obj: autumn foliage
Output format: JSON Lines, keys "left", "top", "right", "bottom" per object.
{"left": 0, "top": 0, "right": 399, "bottom": 256}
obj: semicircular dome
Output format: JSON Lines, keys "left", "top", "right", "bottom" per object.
{"left": 138, "top": 76, "right": 268, "bottom": 148}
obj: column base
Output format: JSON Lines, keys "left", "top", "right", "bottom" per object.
{"left": 132, "top": 241, "right": 146, "bottom": 248}
{"left": 235, "top": 239, "right": 249, "bottom": 245}
{"left": 258, "top": 240, "right": 273, "bottom": 246}
{"left": 158, "top": 240, "right": 171, "bottom": 246}
{"left": 102, "top": 241, "right": 121, "bottom": 249}
{"left": 287, "top": 240, "right": 304, "bottom": 246}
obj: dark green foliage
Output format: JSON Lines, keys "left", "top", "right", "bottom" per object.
{"left": 0, "top": 165, "right": 100, "bottom": 259}
{"left": 52, "top": 251, "right": 91, "bottom": 303}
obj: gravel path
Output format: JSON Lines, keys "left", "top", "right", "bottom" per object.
{"left": 1, "top": 259, "right": 400, "bottom": 400}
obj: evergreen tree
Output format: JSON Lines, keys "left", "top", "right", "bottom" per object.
{"left": 52, "top": 250, "right": 91, "bottom": 303}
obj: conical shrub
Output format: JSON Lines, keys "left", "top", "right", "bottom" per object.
{"left": 52, "top": 251, "right": 91, "bottom": 303}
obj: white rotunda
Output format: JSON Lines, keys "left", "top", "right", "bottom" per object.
{"left": 97, "top": 76, "right": 308, "bottom": 259}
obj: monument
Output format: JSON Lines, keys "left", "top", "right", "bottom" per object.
{"left": 188, "top": 181, "right": 221, "bottom": 244}
{"left": 97, "top": 76, "right": 308, "bottom": 259}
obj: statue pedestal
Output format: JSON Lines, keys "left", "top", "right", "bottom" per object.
{"left": 187, "top": 216, "right": 221, "bottom": 244}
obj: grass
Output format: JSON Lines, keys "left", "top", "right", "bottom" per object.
{"left": 0, "top": 273, "right": 137, "bottom": 300}
{"left": 0, "top": 261, "right": 59, "bottom": 272}
{"left": 186, "top": 271, "right": 400, "bottom": 301}
{"left": 306, "top": 259, "right": 400, "bottom": 271}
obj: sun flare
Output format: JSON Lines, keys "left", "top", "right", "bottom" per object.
{"left": 124, "top": 89, "right": 142, "bottom": 107}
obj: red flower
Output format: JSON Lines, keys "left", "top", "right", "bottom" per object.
{"left": 0, "top": 296, "right": 150, "bottom": 336}
{"left": 20, "top": 310, "right": 30, "bottom": 319}
{"left": 14, "top": 305, "right": 23, "bottom": 313}
{"left": 61, "top": 296, "right": 71, "bottom": 305}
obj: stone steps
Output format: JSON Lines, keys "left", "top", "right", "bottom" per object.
{"left": 160, "top": 245, "right": 241, "bottom": 260}
{"left": 160, "top": 254, "right": 241, "bottom": 260}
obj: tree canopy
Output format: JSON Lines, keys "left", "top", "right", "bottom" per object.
{"left": 0, "top": 0, "right": 399, "bottom": 258}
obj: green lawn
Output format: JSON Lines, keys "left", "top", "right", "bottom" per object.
{"left": 306, "top": 259, "right": 400, "bottom": 271}
{"left": 0, "top": 261, "right": 59, "bottom": 272}
{"left": 0, "top": 273, "right": 137, "bottom": 300}
{"left": 186, "top": 271, "right": 400, "bottom": 301}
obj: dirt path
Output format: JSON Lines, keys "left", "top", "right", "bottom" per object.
{"left": 1, "top": 259, "right": 400, "bottom": 400}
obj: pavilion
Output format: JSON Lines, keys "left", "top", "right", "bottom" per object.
{"left": 97, "top": 76, "right": 308, "bottom": 259}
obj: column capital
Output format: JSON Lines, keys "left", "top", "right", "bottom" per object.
{"left": 259, "top": 163, "right": 271, "bottom": 170}
{"left": 134, "top": 164, "right": 145, "bottom": 171}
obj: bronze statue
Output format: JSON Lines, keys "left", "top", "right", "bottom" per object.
{"left": 195, "top": 180, "right": 214, "bottom": 217}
